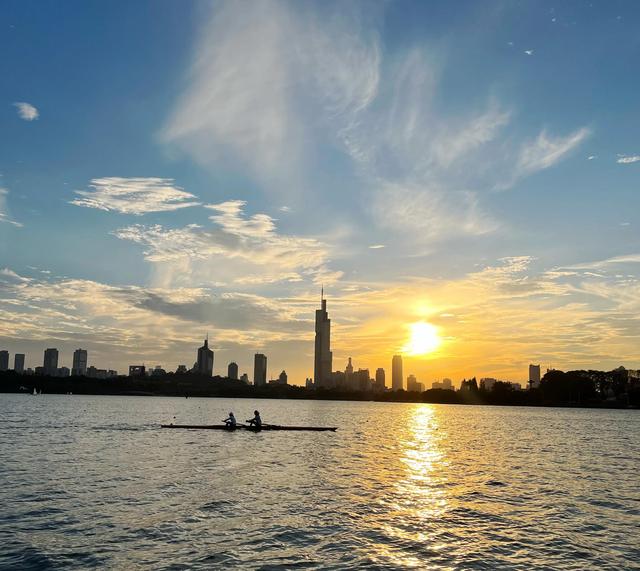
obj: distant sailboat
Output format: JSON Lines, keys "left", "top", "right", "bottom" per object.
{"left": 32, "top": 387, "right": 37, "bottom": 396}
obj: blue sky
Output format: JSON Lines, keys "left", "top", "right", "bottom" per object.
{"left": 1, "top": 0, "right": 639, "bottom": 384}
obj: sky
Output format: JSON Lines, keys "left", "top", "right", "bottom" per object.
{"left": 1, "top": 0, "right": 640, "bottom": 385}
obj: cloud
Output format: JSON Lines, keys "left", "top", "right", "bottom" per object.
{"left": 70, "top": 177, "right": 200, "bottom": 215}
{"left": 0, "top": 273, "right": 317, "bottom": 376}
{"left": 371, "top": 181, "right": 498, "bottom": 245}
{"left": 514, "top": 127, "right": 590, "bottom": 178}
{"left": 162, "top": 0, "right": 380, "bottom": 192}
{"left": 0, "top": 268, "right": 30, "bottom": 283}
{"left": 616, "top": 154, "right": 640, "bottom": 164}
{"left": 13, "top": 102, "right": 39, "bottom": 121}
{"left": 563, "top": 254, "right": 640, "bottom": 271}
{"left": 114, "top": 200, "right": 339, "bottom": 286}
{"left": 0, "top": 188, "right": 23, "bottom": 227}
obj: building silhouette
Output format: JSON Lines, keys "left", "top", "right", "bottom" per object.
{"left": 72, "top": 349, "right": 88, "bottom": 376}
{"left": 392, "top": 355, "right": 403, "bottom": 391}
{"left": 0, "top": 350, "right": 8, "bottom": 371}
{"left": 314, "top": 288, "right": 332, "bottom": 388}
{"left": 240, "top": 373, "right": 249, "bottom": 384}
{"left": 529, "top": 364, "right": 541, "bottom": 389}
{"left": 129, "top": 365, "right": 146, "bottom": 377}
{"left": 375, "top": 367, "right": 386, "bottom": 390}
{"left": 254, "top": 353, "right": 267, "bottom": 387}
{"left": 43, "top": 348, "right": 59, "bottom": 376}
{"left": 228, "top": 362, "right": 239, "bottom": 380}
{"left": 14, "top": 353, "right": 25, "bottom": 374}
{"left": 432, "top": 378, "right": 453, "bottom": 390}
{"left": 196, "top": 337, "right": 214, "bottom": 377}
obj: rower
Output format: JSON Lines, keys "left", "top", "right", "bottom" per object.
{"left": 247, "top": 410, "right": 262, "bottom": 429}
{"left": 223, "top": 412, "right": 237, "bottom": 428}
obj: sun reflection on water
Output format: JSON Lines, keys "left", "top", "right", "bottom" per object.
{"left": 368, "top": 404, "right": 451, "bottom": 568}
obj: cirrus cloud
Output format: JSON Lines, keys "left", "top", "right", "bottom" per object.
{"left": 70, "top": 177, "right": 200, "bottom": 215}
{"left": 13, "top": 101, "right": 39, "bottom": 121}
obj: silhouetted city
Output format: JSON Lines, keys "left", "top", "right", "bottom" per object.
{"left": 2, "top": 294, "right": 639, "bottom": 408}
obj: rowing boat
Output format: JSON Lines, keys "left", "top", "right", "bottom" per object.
{"left": 160, "top": 424, "right": 337, "bottom": 432}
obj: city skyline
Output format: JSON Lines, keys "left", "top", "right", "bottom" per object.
{"left": 2, "top": 1, "right": 640, "bottom": 384}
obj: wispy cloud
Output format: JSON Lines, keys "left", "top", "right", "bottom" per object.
{"left": 13, "top": 101, "right": 39, "bottom": 121}
{"left": 70, "top": 177, "right": 200, "bottom": 215}
{"left": 162, "top": 0, "right": 380, "bottom": 192}
{"left": 0, "top": 188, "right": 23, "bottom": 227}
{"left": 513, "top": 127, "right": 590, "bottom": 179}
{"left": 114, "top": 200, "right": 340, "bottom": 287}
{"left": 616, "top": 154, "right": 640, "bottom": 164}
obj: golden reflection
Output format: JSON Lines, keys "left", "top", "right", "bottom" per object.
{"left": 371, "top": 404, "right": 450, "bottom": 568}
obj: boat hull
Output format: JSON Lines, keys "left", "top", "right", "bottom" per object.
{"left": 160, "top": 424, "right": 337, "bottom": 432}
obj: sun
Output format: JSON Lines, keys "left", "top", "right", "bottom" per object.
{"left": 404, "top": 322, "right": 442, "bottom": 356}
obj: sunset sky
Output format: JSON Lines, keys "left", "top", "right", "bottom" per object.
{"left": 1, "top": 0, "right": 639, "bottom": 384}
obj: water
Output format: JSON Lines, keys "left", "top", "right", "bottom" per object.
{"left": 0, "top": 395, "right": 638, "bottom": 570}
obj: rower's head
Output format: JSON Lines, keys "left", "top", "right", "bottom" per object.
{"left": 254, "top": 410, "right": 259, "bottom": 416}
{"left": 229, "top": 412, "right": 234, "bottom": 416}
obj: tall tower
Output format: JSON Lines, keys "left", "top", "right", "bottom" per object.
{"left": 392, "top": 355, "right": 403, "bottom": 391}
{"left": 72, "top": 349, "right": 88, "bottom": 376}
{"left": 529, "top": 364, "right": 541, "bottom": 389}
{"left": 254, "top": 353, "right": 267, "bottom": 387}
{"left": 196, "top": 336, "right": 214, "bottom": 377}
{"left": 43, "top": 348, "right": 59, "bottom": 376}
{"left": 314, "top": 288, "right": 332, "bottom": 388}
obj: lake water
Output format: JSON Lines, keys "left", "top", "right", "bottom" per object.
{"left": 0, "top": 395, "right": 638, "bottom": 570}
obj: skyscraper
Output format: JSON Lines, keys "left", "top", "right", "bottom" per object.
{"left": 43, "top": 348, "right": 59, "bottom": 376}
{"left": 196, "top": 337, "right": 214, "bottom": 376}
{"left": 228, "top": 362, "right": 238, "bottom": 380}
{"left": 14, "top": 353, "right": 25, "bottom": 374}
{"left": 254, "top": 353, "right": 267, "bottom": 387}
{"left": 0, "top": 350, "right": 8, "bottom": 371}
{"left": 392, "top": 355, "right": 403, "bottom": 391}
{"left": 72, "top": 349, "right": 88, "bottom": 376}
{"left": 529, "top": 364, "right": 541, "bottom": 389}
{"left": 375, "top": 367, "right": 386, "bottom": 390}
{"left": 314, "top": 289, "right": 332, "bottom": 388}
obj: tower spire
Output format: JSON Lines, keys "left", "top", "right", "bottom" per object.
{"left": 321, "top": 284, "right": 324, "bottom": 302}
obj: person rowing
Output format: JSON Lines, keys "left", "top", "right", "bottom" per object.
{"left": 247, "top": 410, "right": 262, "bottom": 429}
{"left": 223, "top": 411, "right": 237, "bottom": 429}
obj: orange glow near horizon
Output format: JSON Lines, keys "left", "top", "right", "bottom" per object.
{"left": 404, "top": 322, "right": 442, "bottom": 356}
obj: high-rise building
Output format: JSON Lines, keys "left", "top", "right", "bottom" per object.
{"left": 375, "top": 367, "right": 386, "bottom": 390}
{"left": 254, "top": 353, "right": 267, "bottom": 386}
{"left": 392, "top": 355, "right": 403, "bottom": 391}
{"left": 228, "top": 362, "right": 239, "bottom": 380}
{"left": 72, "top": 349, "right": 88, "bottom": 376}
{"left": 0, "top": 350, "right": 8, "bottom": 371}
{"left": 407, "top": 374, "right": 419, "bottom": 391}
{"left": 345, "top": 357, "right": 353, "bottom": 376}
{"left": 14, "top": 353, "right": 25, "bottom": 374}
{"left": 314, "top": 289, "right": 332, "bottom": 388}
{"left": 43, "top": 348, "right": 59, "bottom": 376}
{"left": 278, "top": 370, "right": 288, "bottom": 385}
{"left": 240, "top": 373, "right": 249, "bottom": 384}
{"left": 529, "top": 364, "right": 541, "bottom": 389}
{"left": 196, "top": 337, "right": 214, "bottom": 377}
